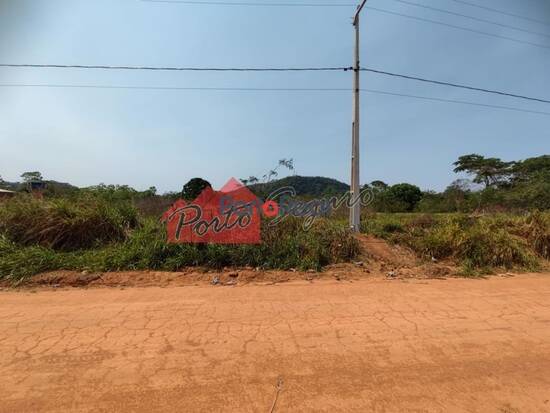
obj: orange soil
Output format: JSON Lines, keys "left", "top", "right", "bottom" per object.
{"left": 1, "top": 274, "right": 550, "bottom": 412}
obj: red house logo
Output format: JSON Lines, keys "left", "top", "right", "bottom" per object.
{"left": 162, "top": 178, "right": 273, "bottom": 244}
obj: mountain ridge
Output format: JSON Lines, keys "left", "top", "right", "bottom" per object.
{"left": 248, "top": 175, "right": 349, "bottom": 198}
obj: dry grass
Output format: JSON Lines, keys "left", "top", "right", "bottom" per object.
{"left": 361, "top": 212, "right": 547, "bottom": 274}
{"left": 0, "top": 215, "right": 359, "bottom": 282}
{"left": 0, "top": 195, "right": 138, "bottom": 251}
{"left": 525, "top": 211, "right": 550, "bottom": 259}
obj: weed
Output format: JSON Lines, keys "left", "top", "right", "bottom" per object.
{"left": 525, "top": 211, "right": 550, "bottom": 259}
{"left": 361, "top": 213, "right": 543, "bottom": 273}
{"left": 0, "top": 195, "right": 138, "bottom": 251}
{"left": 0, "top": 217, "right": 358, "bottom": 281}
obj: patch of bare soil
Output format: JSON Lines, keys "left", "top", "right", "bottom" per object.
{"left": 29, "top": 268, "right": 321, "bottom": 288}
{"left": 27, "top": 265, "right": 376, "bottom": 289}
{"left": 355, "top": 234, "right": 456, "bottom": 279}
{"left": 356, "top": 234, "right": 418, "bottom": 266}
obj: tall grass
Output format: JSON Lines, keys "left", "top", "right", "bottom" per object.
{"left": 0, "top": 215, "right": 359, "bottom": 282}
{"left": 0, "top": 195, "right": 138, "bottom": 251}
{"left": 0, "top": 234, "right": 62, "bottom": 281}
{"left": 2, "top": 194, "right": 547, "bottom": 281}
{"left": 525, "top": 211, "right": 550, "bottom": 259}
{"left": 361, "top": 212, "right": 547, "bottom": 273}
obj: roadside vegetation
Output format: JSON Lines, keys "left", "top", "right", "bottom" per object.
{"left": 0, "top": 195, "right": 139, "bottom": 250}
{"left": 357, "top": 154, "right": 550, "bottom": 274}
{"left": 361, "top": 212, "right": 549, "bottom": 275}
{"left": 1, "top": 153, "right": 548, "bottom": 281}
{"left": 0, "top": 193, "right": 358, "bottom": 282}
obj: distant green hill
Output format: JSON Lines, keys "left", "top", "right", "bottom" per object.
{"left": 249, "top": 176, "right": 349, "bottom": 198}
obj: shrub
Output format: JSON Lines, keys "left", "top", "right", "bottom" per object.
{"left": 382, "top": 222, "right": 404, "bottom": 233}
{"left": 407, "top": 214, "right": 436, "bottom": 229}
{"left": 0, "top": 195, "right": 139, "bottom": 251}
{"left": 362, "top": 213, "right": 540, "bottom": 273}
{"left": 525, "top": 211, "right": 550, "bottom": 259}
{"left": 386, "top": 183, "right": 423, "bottom": 212}
{"left": 454, "top": 223, "right": 536, "bottom": 269}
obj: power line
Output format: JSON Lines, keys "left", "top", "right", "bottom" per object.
{"left": 1, "top": 82, "right": 549, "bottom": 116}
{"left": 387, "top": 0, "right": 550, "bottom": 39}
{"left": 364, "top": 88, "right": 550, "bottom": 116}
{"left": 140, "top": 0, "right": 355, "bottom": 6}
{"left": 0, "top": 83, "right": 350, "bottom": 91}
{"left": 3, "top": 63, "right": 548, "bottom": 105}
{"left": 141, "top": 0, "right": 550, "bottom": 31}
{"left": 447, "top": 0, "right": 550, "bottom": 27}
{"left": 140, "top": 0, "right": 550, "bottom": 36}
{"left": 365, "top": 6, "right": 550, "bottom": 50}
{"left": 0, "top": 63, "right": 351, "bottom": 72}
{"left": 361, "top": 67, "right": 550, "bottom": 104}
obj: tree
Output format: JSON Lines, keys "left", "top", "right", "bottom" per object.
{"left": 370, "top": 180, "right": 388, "bottom": 191}
{"left": 387, "top": 183, "right": 423, "bottom": 212}
{"left": 263, "top": 170, "right": 278, "bottom": 182}
{"left": 21, "top": 171, "right": 43, "bottom": 183}
{"left": 442, "top": 179, "right": 473, "bottom": 211}
{"left": 416, "top": 191, "right": 451, "bottom": 213}
{"left": 278, "top": 158, "right": 295, "bottom": 174}
{"left": 446, "top": 179, "right": 473, "bottom": 193}
{"left": 510, "top": 155, "right": 550, "bottom": 184}
{"left": 144, "top": 186, "right": 157, "bottom": 197}
{"left": 181, "top": 178, "right": 212, "bottom": 201}
{"left": 509, "top": 170, "right": 550, "bottom": 210}
{"left": 241, "top": 157, "right": 296, "bottom": 186}
{"left": 453, "top": 154, "right": 513, "bottom": 188}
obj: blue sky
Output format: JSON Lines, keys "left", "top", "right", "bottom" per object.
{"left": 0, "top": 0, "right": 549, "bottom": 193}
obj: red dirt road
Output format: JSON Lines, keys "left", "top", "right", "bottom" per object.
{"left": 1, "top": 275, "right": 550, "bottom": 412}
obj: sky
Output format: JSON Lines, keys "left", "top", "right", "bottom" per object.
{"left": 0, "top": 0, "right": 549, "bottom": 193}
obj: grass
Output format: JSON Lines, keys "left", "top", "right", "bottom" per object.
{"left": 361, "top": 212, "right": 547, "bottom": 274}
{"left": 0, "top": 234, "right": 63, "bottom": 281}
{"left": 0, "top": 195, "right": 138, "bottom": 251}
{"left": 525, "top": 211, "right": 550, "bottom": 259}
{"left": 1, "top": 194, "right": 548, "bottom": 282}
{"left": 0, "top": 209, "right": 359, "bottom": 282}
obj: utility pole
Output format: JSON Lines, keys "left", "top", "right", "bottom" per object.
{"left": 350, "top": 0, "right": 368, "bottom": 232}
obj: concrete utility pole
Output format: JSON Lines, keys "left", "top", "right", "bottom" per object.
{"left": 349, "top": 0, "right": 368, "bottom": 232}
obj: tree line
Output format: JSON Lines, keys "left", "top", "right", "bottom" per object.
{"left": 365, "top": 154, "right": 550, "bottom": 212}
{"left": 2, "top": 154, "right": 548, "bottom": 213}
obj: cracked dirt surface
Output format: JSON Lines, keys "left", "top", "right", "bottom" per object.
{"left": 1, "top": 274, "right": 550, "bottom": 412}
